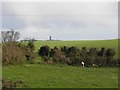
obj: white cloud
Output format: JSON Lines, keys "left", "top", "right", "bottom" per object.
{"left": 0, "top": 2, "right": 2, "bottom": 27}
{"left": 1, "top": 0, "right": 119, "bottom": 3}
{"left": 3, "top": 2, "right": 118, "bottom": 26}
{"left": 3, "top": 2, "right": 117, "bottom": 16}
{"left": 2, "top": 2, "right": 118, "bottom": 40}
{"left": 19, "top": 26, "right": 51, "bottom": 40}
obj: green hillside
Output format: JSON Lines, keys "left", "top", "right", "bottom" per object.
{"left": 2, "top": 39, "right": 119, "bottom": 88}
{"left": 34, "top": 39, "right": 119, "bottom": 59}
{"left": 3, "top": 64, "right": 118, "bottom": 88}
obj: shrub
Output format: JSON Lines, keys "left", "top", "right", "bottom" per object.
{"left": 25, "top": 46, "right": 35, "bottom": 61}
{"left": 2, "top": 41, "right": 35, "bottom": 65}
{"left": 50, "top": 47, "right": 68, "bottom": 64}
{"left": 95, "top": 47, "right": 106, "bottom": 66}
{"left": 38, "top": 45, "right": 117, "bottom": 67}
{"left": 109, "top": 60, "right": 118, "bottom": 67}
{"left": 80, "top": 47, "right": 88, "bottom": 66}
{"left": 38, "top": 46, "right": 50, "bottom": 61}
{"left": 95, "top": 56, "right": 106, "bottom": 67}
{"left": 86, "top": 48, "right": 97, "bottom": 66}
{"left": 105, "top": 48, "right": 115, "bottom": 66}
{"left": 2, "top": 79, "right": 24, "bottom": 88}
{"left": 61, "top": 46, "right": 69, "bottom": 55}
{"left": 27, "top": 41, "right": 35, "bottom": 51}
{"left": 24, "top": 41, "right": 35, "bottom": 63}
{"left": 66, "top": 46, "right": 81, "bottom": 66}
{"left": 2, "top": 42, "right": 24, "bottom": 65}
{"left": 97, "top": 47, "right": 106, "bottom": 56}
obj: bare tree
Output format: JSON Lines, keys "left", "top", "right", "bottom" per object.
{"left": 1, "top": 31, "right": 7, "bottom": 42}
{"left": 1, "top": 29, "right": 20, "bottom": 42}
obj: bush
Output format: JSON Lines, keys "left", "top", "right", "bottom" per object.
{"left": 94, "top": 56, "right": 105, "bottom": 67}
{"left": 108, "top": 60, "right": 118, "bottom": 67}
{"left": 2, "top": 79, "right": 24, "bottom": 88}
{"left": 80, "top": 47, "right": 88, "bottom": 66}
{"left": 38, "top": 45, "right": 117, "bottom": 67}
{"left": 24, "top": 41, "right": 35, "bottom": 63}
{"left": 38, "top": 46, "right": 50, "bottom": 61}
{"left": 95, "top": 47, "right": 106, "bottom": 67}
{"left": 105, "top": 48, "right": 115, "bottom": 66}
{"left": 25, "top": 46, "right": 35, "bottom": 61}
{"left": 66, "top": 47, "right": 81, "bottom": 66}
{"left": 2, "top": 41, "right": 35, "bottom": 65}
{"left": 61, "top": 46, "right": 69, "bottom": 55}
{"left": 27, "top": 41, "right": 35, "bottom": 51}
{"left": 97, "top": 47, "right": 106, "bottom": 56}
{"left": 2, "top": 42, "right": 25, "bottom": 65}
{"left": 50, "top": 47, "right": 68, "bottom": 64}
{"left": 86, "top": 48, "right": 97, "bottom": 66}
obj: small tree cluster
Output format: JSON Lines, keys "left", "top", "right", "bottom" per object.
{"left": 2, "top": 41, "right": 35, "bottom": 65}
{"left": 61, "top": 46, "right": 81, "bottom": 66}
{"left": 24, "top": 41, "right": 35, "bottom": 63}
{"left": 50, "top": 47, "right": 68, "bottom": 64}
{"left": 1, "top": 30, "right": 20, "bottom": 42}
{"left": 38, "top": 46, "right": 117, "bottom": 67}
{"left": 38, "top": 46, "right": 50, "bottom": 61}
{"left": 2, "top": 30, "right": 36, "bottom": 65}
{"left": 2, "top": 42, "right": 24, "bottom": 65}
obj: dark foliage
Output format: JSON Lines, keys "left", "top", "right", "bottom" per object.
{"left": 2, "top": 41, "right": 35, "bottom": 65}
{"left": 38, "top": 46, "right": 50, "bottom": 61}
{"left": 38, "top": 46, "right": 117, "bottom": 67}
{"left": 51, "top": 48, "right": 68, "bottom": 64}
{"left": 2, "top": 42, "right": 25, "bottom": 65}
{"left": 25, "top": 41, "right": 35, "bottom": 62}
{"left": 2, "top": 79, "right": 24, "bottom": 88}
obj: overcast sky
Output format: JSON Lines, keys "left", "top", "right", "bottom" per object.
{"left": 1, "top": 2, "right": 118, "bottom": 40}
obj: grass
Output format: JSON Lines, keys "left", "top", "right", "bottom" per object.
{"left": 34, "top": 39, "right": 119, "bottom": 59}
{"left": 2, "top": 39, "right": 119, "bottom": 88}
{"left": 2, "top": 64, "right": 118, "bottom": 88}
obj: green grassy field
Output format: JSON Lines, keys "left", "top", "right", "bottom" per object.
{"left": 34, "top": 39, "right": 118, "bottom": 49}
{"left": 2, "top": 39, "right": 119, "bottom": 88}
{"left": 34, "top": 39, "right": 119, "bottom": 59}
{"left": 2, "top": 64, "right": 118, "bottom": 88}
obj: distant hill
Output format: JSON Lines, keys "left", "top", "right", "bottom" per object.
{"left": 34, "top": 39, "right": 119, "bottom": 59}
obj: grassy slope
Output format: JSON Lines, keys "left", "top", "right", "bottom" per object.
{"left": 34, "top": 39, "right": 118, "bottom": 59}
{"left": 2, "top": 64, "right": 118, "bottom": 88}
{"left": 2, "top": 39, "right": 119, "bottom": 88}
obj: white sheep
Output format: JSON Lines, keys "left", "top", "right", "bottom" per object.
{"left": 81, "top": 62, "right": 84, "bottom": 67}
